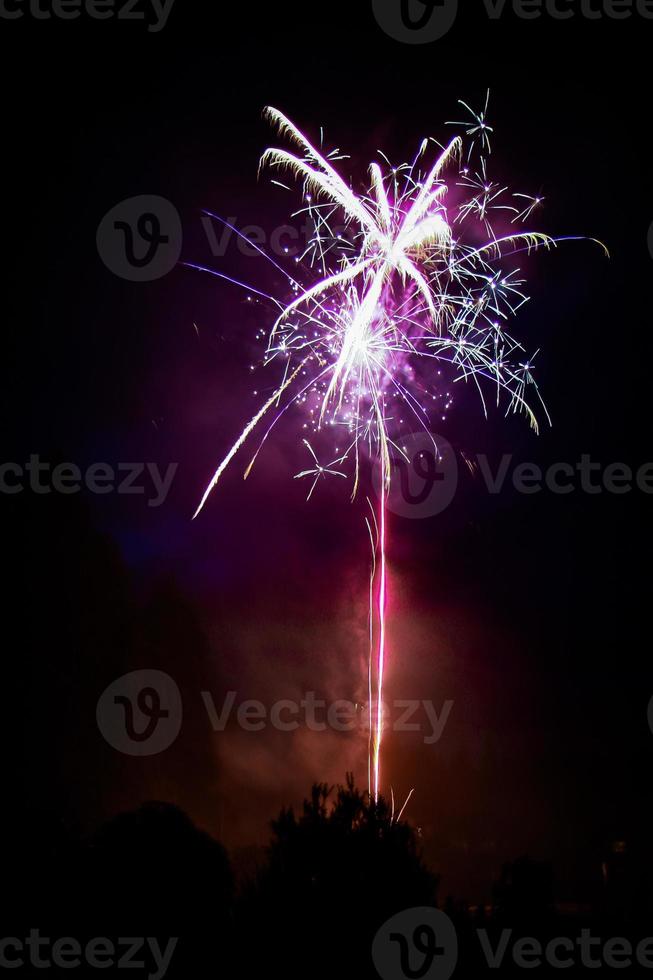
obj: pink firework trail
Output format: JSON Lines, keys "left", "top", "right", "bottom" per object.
{"left": 191, "top": 96, "right": 606, "bottom": 803}
{"left": 376, "top": 480, "right": 388, "bottom": 802}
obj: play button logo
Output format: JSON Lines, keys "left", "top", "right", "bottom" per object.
{"left": 372, "top": 0, "right": 458, "bottom": 43}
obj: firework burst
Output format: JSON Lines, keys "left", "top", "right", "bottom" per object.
{"left": 190, "top": 96, "right": 606, "bottom": 803}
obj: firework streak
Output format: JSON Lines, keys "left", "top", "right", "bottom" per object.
{"left": 191, "top": 97, "right": 605, "bottom": 803}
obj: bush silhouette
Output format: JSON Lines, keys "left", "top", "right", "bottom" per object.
{"left": 239, "top": 774, "right": 438, "bottom": 977}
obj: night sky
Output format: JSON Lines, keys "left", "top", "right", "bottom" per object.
{"left": 4, "top": 0, "right": 653, "bottom": 904}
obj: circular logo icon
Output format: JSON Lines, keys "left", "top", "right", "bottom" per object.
{"left": 97, "top": 669, "right": 182, "bottom": 756}
{"left": 374, "top": 433, "right": 458, "bottom": 519}
{"left": 372, "top": 0, "right": 458, "bottom": 44}
{"left": 97, "top": 195, "right": 182, "bottom": 281}
{"left": 372, "top": 907, "right": 458, "bottom": 980}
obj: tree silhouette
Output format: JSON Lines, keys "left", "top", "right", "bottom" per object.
{"left": 239, "top": 775, "right": 438, "bottom": 978}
